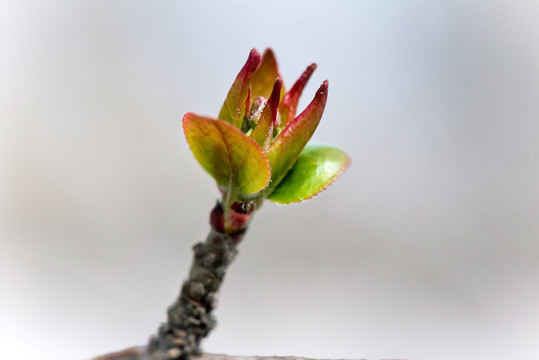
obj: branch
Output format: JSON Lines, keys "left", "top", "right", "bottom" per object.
{"left": 92, "top": 347, "right": 145, "bottom": 360}
{"left": 92, "top": 348, "right": 360, "bottom": 360}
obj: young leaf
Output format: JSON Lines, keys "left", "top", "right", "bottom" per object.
{"left": 279, "top": 63, "right": 316, "bottom": 128}
{"left": 267, "top": 81, "right": 329, "bottom": 190}
{"left": 268, "top": 145, "right": 350, "bottom": 204}
{"left": 183, "top": 113, "right": 270, "bottom": 195}
{"left": 250, "top": 78, "right": 282, "bottom": 151}
{"left": 251, "top": 48, "right": 284, "bottom": 101}
{"left": 218, "top": 49, "right": 261, "bottom": 129}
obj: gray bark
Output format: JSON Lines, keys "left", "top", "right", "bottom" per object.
{"left": 93, "top": 202, "right": 249, "bottom": 360}
{"left": 92, "top": 347, "right": 361, "bottom": 360}
{"left": 146, "top": 224, "right": 243, "bottom": 359}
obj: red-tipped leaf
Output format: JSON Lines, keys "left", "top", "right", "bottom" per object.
{"left": 251, "top": 48, "right": 284, "bottom": 101}
{"left": 279, "top": 63, "right": 317, "bottom": 127}
{"left": 183, "top": 113, "right": 270, "bottom": 195}
{"left": 267, "top": 81, "right": 329, "bottom": 189}
{"left": 218, "top": 49, "right": 261, "bottom": 129}
{"left": 250, "top": 78, "right": 282, "bottom": 151}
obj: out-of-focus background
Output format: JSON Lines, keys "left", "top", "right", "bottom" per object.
{"left": 1, "top": 1, "right": 538, "bottom": 359}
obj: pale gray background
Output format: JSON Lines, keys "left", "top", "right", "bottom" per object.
{"left": 1, "top": 1, "right": 538, "bottom": 359}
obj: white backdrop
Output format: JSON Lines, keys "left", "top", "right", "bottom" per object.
{"left": 1, "top": 1, "right": 538, "bottom": 359}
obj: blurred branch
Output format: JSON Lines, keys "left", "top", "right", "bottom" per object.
{"left": 92, "top": 347, "right": 145, "bottom": 360}
{"left": 92, "top": 348, "right": 360, "bottom": 360}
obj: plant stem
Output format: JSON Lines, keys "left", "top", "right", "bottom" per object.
{"left": 145, "top": 201, "right": 248, "bottom": 360}
{"left": 94, "top": 349, "right": 355, "bottom": 360}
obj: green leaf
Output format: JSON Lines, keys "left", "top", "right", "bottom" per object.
{"left": 250, "top": 78, "right": 282, "bottom": 151}
{"left": 269, "top": 145, "right": 350, "bottom": 204}
{"left": 267, "top": 80, "right": 329, "bottom": 190}
{"left": 183, "top": 113, "right": 271, "bottom": 195}
{"left": 251, "top": 48, "right": 285, "bottom": 101}
{"left": 218, "top": 49, "right": 261, "bottom": 129}
{"left": 279, "top": 63, "right": 316, "bottom": 128}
